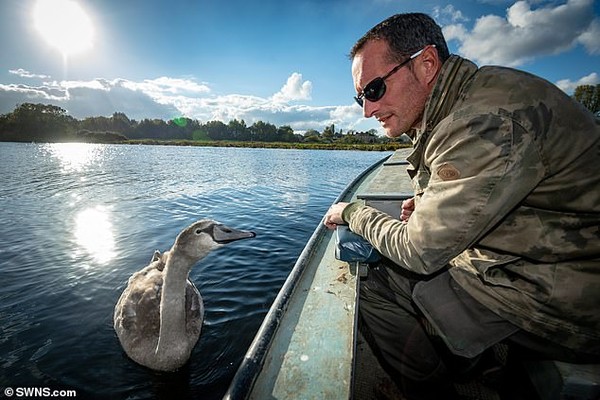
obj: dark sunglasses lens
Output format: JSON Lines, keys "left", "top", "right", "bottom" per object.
{"left": 364, "top": 78, "right": 386, "bottom": 102}
{"left": 354, "top": 77, "right": 386, "bottom": 107}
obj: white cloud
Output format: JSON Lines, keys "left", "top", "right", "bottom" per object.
{"left": 555, "top": 72, "right": 599, "bottom": 93}
{"left": 329, "top": 105, "right": 369, "bottom": 130}
{"left": 0, "top": 71, "right": 375, "bottom": 133}
{"left": 444, "top": 0, "right": 598, "bottom": 66}
{"left": 59, "top": 79, "right": 110, "bottom": 91}
{"left": 0, "top": 83, "right": 67, "bottom": 101}
{"left": 0, "top": 77, "right": 181, "bottom": 120}
{"left": 442, "top": 24, "right": 469, "bottom": 42}
{"left": 577, "top": 18, "right": 600, "bottom": 54}
{"left": 8, "top": 68, "right": 51, "bottom": 79}
{"left": 475, "top": 0, "right": 513, "bottom": 4}
{"left": 123, "top": 77, "right": 211, "bottom": 96}
{"left": 433, "top": 5, "right": 469, "bottom": 24}
{"left": 271, "top": 72, "right": 312, "bottom": 103}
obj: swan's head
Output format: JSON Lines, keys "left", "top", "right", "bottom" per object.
{"left": 173, "top": 219, "right": 256, "bottom": 261}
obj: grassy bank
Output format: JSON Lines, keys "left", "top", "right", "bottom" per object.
{"left": 123, "top": 139, "right": 409, "bottom": 151}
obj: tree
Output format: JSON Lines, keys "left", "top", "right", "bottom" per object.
{"left": 0, "top": 102, "right": 410, "bottom": 145}
{"left": 573, "top": 84, "right": 600, "bottom": 115}
{"left": 228, "top": 119, "right": 250, "bottom": 141}
{"left": 250, "top": 121, "right": 277, "bottom": 142}
{"left": 192, "top": 129, "right": 210, "bottom": 141}
{"left": 0, "top": 103, "right": 76, "bottom": 141}
{"left": 111, "top": 112, "right": 135, "bottom": 136}
{"left": 135, "top": 118, "right": 169, "bottom": 139}
{"left": 204, "top": 120, "right": 229, "bottom": 140}
{"left": 303, "top": 129, "right": 320, "bottom": 142}
{"left": 322, "top": 124, "right": 335, "bottom": 140}
{"left": 80, "top": 116, "right": 112, "bottom": 133}
{"left": 79, "top": 113, "right": 136, "bottom": 137}
{"left": 277, "top": 125, "right": 297, "bottom": 142}
{"left": 167, "top": 117, "right": 195, "bottom": 140}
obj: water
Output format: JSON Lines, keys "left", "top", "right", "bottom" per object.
{"left": 0, "top": 142, "right": 389, "bottom": 399}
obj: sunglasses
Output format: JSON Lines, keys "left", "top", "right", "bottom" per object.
{"left": 354, "top": 46, "right": 431, "bottom": 107}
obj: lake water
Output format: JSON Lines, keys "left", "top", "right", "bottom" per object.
{"left": 0, "top": 142, "right": 390, "bottom": 399}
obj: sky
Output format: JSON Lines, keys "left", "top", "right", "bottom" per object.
{"left": 0, "top": 0, "right": 599, "bottom": 134}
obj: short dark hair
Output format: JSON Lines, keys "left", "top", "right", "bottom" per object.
{"left": 350, "top": 13, "right": 450, "bottom": 63}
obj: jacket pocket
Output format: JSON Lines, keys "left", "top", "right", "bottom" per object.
{"left": 455, "top": 248, "right": 554, "bottom": 305}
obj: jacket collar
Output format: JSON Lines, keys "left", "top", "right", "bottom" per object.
{"left": 407, "top": 56, "right": 478, "bottom": 175}
{"left": 416, "top": 55, "right": 478, "bottom": 140}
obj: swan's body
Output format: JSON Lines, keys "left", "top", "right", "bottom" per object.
{"left": 113, "top": 219, "right": 255, "bottom": 371}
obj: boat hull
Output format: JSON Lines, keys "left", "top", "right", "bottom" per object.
{"left": 225, "top": 154, "right": 399, "bottom": 399}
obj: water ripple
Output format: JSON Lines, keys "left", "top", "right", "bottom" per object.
{"left": 0, "top": 142, "right": 391, "bottom": 399}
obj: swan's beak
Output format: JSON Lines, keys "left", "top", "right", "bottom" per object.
{"left": 213, "top": 224, "right": 256, "bottom": 244}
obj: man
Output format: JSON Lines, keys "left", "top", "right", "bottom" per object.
{"left": 324, "top": 13, "right": 600, "bottom": 400}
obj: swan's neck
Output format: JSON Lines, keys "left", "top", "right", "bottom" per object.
{"left": 155, "top": 251, "right": 193, "bottom": 357}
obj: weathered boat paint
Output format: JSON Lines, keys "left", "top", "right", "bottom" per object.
{"left": 224, "top": 154, "right": 394, "bottom": 400}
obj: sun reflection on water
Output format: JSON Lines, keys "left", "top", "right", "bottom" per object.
{"left": 45, "top": 143, "right": 104, "bottom": 172}
{"left": 74, "top": 206, "right": 116, "bottom": 265}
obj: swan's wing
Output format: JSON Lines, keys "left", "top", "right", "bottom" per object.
{"left": 185, "top": 280, "right": 204, "bottom": 336}
{"left": 151, "top": 250, "right": 165, "bottom": 271}
{"left": 114, "top": 263, "right": 163, "bottom": 341}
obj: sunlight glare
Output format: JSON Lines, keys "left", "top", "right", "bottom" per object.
{"left": 33, "top": 0, "right": 94, "bottom": 57}
{"left": 74, "top": 206, "right": 116, "bottom": 265}
{"left": 46, "top": 143, "right": 103, "bottom": 172}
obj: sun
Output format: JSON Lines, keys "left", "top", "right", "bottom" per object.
{"left": 33, "top": 0, "right": 94, "bottom": 57}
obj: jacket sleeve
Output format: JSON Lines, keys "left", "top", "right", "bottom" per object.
{"left": 344, "top": 113, "right": 545, "bottom": 275}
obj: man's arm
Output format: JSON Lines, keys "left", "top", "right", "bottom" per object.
{"left": 339, "top": 114, "right": 544, "bottom": 274}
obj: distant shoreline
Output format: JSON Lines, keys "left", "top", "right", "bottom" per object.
{"left": 3, "top": 139, "right": 410, "bottom": 152}
{"left": 124, "top": 139, "right": 409, "bottom": 151}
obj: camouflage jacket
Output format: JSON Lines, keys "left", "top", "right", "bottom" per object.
{"left": 343, "top": 55, "right": 600, "bottom": 354}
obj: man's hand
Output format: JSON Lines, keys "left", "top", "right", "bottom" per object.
{"left": 324, "top": 202, "right": 349, "bottom": 230}
{"left": 401, "top": 197, "right": 415, "bottom": 223}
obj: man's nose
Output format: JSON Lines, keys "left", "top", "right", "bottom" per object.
{"left": 363, "top": 99, "right": 378, "bottom": 118}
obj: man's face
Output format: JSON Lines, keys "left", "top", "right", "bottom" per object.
{"left": 351, "top": 40, "right": 430, "bottom": 138}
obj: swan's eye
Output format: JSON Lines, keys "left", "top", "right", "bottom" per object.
{"left": 195, "top": 224, "right": 214, "bottom": 235}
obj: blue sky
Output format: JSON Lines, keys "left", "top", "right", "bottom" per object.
{"left": 1, "top": 0, "right": 598, "bottom": 134}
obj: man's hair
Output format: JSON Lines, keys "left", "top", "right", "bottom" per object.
{"left": 350, "top": 13, "right": 450, "bottom": 63}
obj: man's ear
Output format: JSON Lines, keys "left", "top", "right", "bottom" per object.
{"left": 417, "top": 45, "right": 441, "bottom": 87}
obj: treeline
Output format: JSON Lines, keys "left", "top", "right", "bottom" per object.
{"left": 2, "top": 85, "right": 596, "bottom": 145}
{"left": 0, "top": 103, "right": 406, "bottom": 145}
{"left": 574, "top": 84, "right": 600, "bottom": 116}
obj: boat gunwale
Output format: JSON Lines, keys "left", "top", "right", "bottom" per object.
{"left": 223, "top": 154, "right": 391, "bottom": 400}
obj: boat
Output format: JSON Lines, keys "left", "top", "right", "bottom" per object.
{"left": 224, "top": 149, "right": 600, "bottom": 400}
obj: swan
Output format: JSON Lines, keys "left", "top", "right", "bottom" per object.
{"left": 113, "top": 219, "right": 255, "bottom": 371}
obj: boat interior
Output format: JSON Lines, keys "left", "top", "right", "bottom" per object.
{"left": 226, "top": 150, "right": 600, "bottom": 400}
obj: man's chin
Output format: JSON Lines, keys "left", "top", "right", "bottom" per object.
{"left": 383, "top": 127, "right": 403, "bottom": 138}
{"left": 380, "top": 119, "right": 399, "bottom": 138}
{"left": 382, "top": 120, "right": 412, "bottom": 139}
